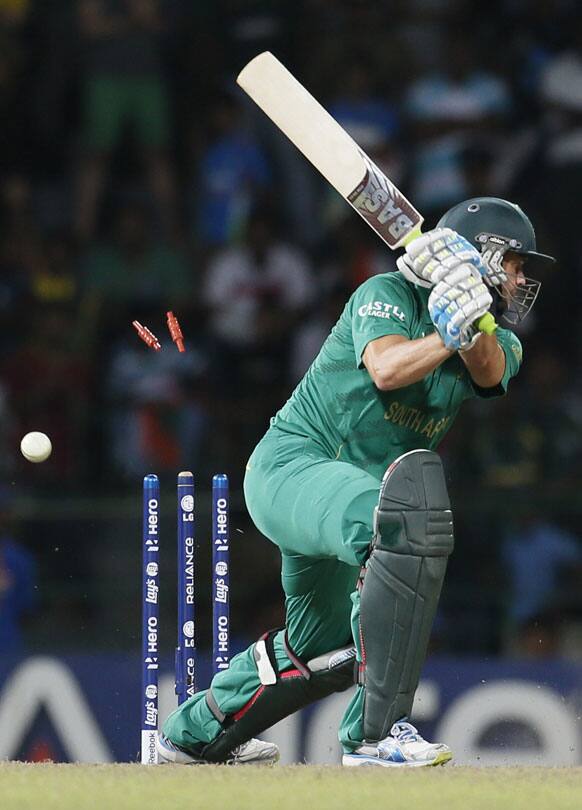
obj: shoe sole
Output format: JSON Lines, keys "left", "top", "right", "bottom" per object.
{"left": 232, "top": 753, "right": 280, "bottom": 766}
{"left": 158, "top": 755, "right": 280, "bottom": 766}
{"left": 158, "top": 756, "right": 279, "bottom": 766}
{"left": 342, "top": 750, "right": 452, "bottom": 768}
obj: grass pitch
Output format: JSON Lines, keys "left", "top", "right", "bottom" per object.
{"left": 1, "top": 762, "right": 581, "bottom": 810}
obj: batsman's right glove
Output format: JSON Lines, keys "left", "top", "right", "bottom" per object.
{"left": 428, "top": 270, "right": 492, "bottom": 351}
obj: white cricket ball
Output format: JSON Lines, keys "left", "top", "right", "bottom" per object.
{"left": 20, "top": 431, "right": 52, "bottom": 463}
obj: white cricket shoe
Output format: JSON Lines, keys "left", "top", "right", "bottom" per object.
{"left": 156, "top": 733, "right": 280, "bottom": 765}
{"left": 342, "top": 720, "right": 452, "bottom": 768}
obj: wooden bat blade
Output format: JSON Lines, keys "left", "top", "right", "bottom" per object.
{"left": 237, "top": 52, "right": 423, "bottom": 249}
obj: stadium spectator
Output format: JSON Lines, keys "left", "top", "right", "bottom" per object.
{"left": 29, "top": 230, "right": 80, "bottom": 307}
{"left": 80, "top": 200, "right": 192, "bottom": 316}
{"left": 502, "top": 512, "right": 582, "bottom": 655}
{"left": 328, "top": 59, "right": 400, "bottom": 167}
{"left": 538, "top": 19, "right": 582, "bottom": 297}
{"left": 0, "top": 486, "right": 38, "bottom": 653}
{"left": 75, "top": 0, "right": 178, "bottom": 240}
{"left": 103, "top": 322, "right": 209, "bottom": 480}
{"left": 322, "top": 59, "right": 403, "bottom": 233}
{"left": 191, "top": 93, "right": 272, "bottom": 250}
{"left": 405, "top": 33, "right": 510, "bottom": 217}
{"left": 0, "top": 175, "right": 41, "bottom": 344}
{"left": 203, "top": 209, "right": 313, "bottom": 389}
{"left": 0, "top": 0, "right": 34, "bottom": 175}
{"left": 203, "top": 210, "right": 313, "bottom": 468}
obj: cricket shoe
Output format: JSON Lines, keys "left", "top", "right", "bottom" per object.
{"left": 342, "top": 720, "right": 452, "bottom": 768}
{"left": 156, "top": 733, "right": 280, "bottom": 765}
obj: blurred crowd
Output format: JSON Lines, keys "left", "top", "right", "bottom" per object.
{"left": 2, "top": 0, "right": 582, "bottom": 655}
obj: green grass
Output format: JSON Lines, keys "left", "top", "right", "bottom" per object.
{"left": 1, "top": 762, "right": 581, "bottom": 810}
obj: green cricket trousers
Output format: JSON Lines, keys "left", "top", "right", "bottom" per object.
{"left": 162, "top": 426, "right": 380, "bottom": 751}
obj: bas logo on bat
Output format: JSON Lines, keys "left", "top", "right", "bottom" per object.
{"left": 348, "top": 153, "right": 419, "bottom": 247}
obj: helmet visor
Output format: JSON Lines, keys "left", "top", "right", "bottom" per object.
{"left": 498, "top": 275, "right": 541, "bottom": 324}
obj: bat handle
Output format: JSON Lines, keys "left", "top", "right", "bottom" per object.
{"left": 477, "top": 312, "right": 497, "bottom": 334}
{"left": 401, "top": 227, "right": 423, "bottom": 246}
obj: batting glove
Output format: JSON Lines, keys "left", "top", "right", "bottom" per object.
{"left": 397, "top": 227, "right": 488, "bottom": 288}
{"left": 428, "top": 272, "right": 493, "bottom": 351}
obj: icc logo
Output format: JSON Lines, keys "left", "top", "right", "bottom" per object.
{"left": 181, "top": 495, "right": 194, "bottom": 512}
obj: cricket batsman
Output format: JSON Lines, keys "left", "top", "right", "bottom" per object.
{"left": 157, "top": 197, "right": 555, "bottom": 766}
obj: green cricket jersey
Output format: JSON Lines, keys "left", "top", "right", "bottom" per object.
{"left": 272, "top": 270, "right": 522, "bottom": 480}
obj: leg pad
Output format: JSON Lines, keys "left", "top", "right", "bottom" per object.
{"left": 360, "top": 450, "right": 454, "bottom": 742}
{"left": 201, "top": 634, "right": 356, "bottom": 763}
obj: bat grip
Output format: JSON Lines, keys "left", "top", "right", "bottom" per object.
{"left": 401, "top": 227, "right": 422, "bottom": 247}
{"left": 477, "top": 312, "right": 497, "bottom": 334}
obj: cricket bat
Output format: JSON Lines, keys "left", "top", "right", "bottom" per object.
{"left": 236, "top": 51, "right": 496, "bottom": 334}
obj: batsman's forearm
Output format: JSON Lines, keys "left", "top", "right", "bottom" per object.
{"left": 459, "top": 333, "right": 505, "bottom": 388}
{"left": 369, "top": 334, "right": 452, "bottom": 391}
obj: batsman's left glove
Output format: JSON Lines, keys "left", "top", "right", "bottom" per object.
{"left": 397, "top": 227, "right": 488, "bottom": 288}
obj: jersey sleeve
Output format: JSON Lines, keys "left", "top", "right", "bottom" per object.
{"left": 471, "top": 326, "right": 523, "bottom": 399}
{"left": 350, "top": 274, "right": 416, "bottom": 366}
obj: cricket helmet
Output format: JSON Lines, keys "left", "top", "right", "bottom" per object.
{"left": 437, "top": 197, "right": 555, "bottom": 323}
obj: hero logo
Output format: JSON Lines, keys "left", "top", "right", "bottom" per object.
{"left": 215, "top": 614, "right": 229, "bottom": 657}
{"left": 358, "top": 301, "right": 406, "bottom": 321}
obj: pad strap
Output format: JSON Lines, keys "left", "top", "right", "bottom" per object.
{"left": 283, "top": 630, "right": 311, "bottom": 680}
{"left": 205, "top": 689, "right": 226, "bottom": 723}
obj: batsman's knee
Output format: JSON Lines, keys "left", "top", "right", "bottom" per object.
{"left": 369, "top": 448, "right": 454, "bottom": 558}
